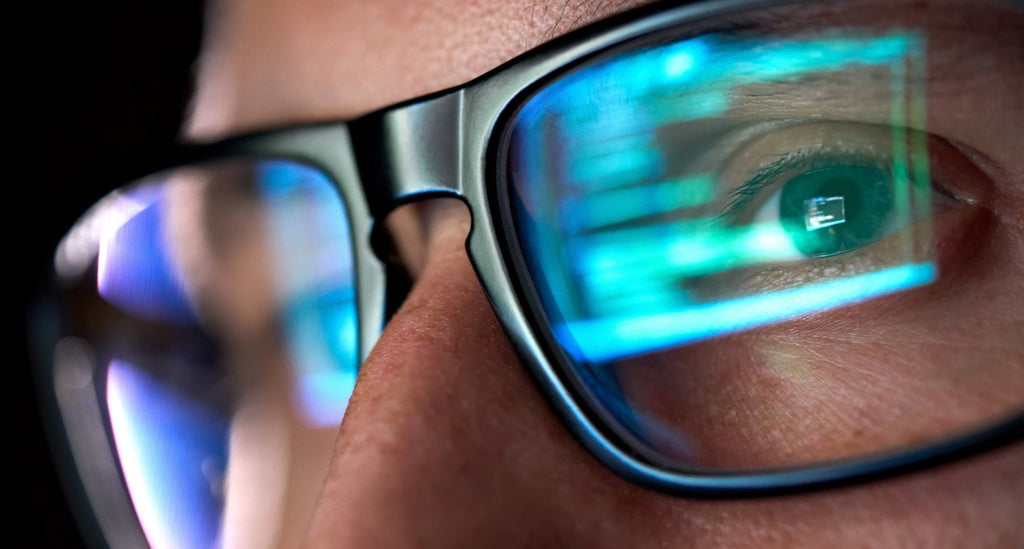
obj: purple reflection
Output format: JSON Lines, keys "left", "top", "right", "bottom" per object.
{"left": 106, "top": 359, "right": 228, "bottom": 549}
{"left": 97, "top": 184, "right": 194, "bottom": 323}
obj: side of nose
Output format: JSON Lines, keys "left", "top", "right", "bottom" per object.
{"left": 299, "top": 203, "right": 658, "bottom": 548}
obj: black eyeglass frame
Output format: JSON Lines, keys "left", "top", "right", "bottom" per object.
{"left": 36, "top": 0, "right": 1024, "bottom": 544}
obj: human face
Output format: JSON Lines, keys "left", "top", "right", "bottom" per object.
{"left": 177, "top": 0, "right": 1024, "bottom": 546}
{"left": 55, "top": 0, "right": 1022, "bottom": 547}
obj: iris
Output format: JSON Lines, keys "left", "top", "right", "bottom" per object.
{"left": 779, "top": 165, "right": 893, "bottom": 257}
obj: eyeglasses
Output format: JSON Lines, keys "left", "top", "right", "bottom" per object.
{"left": 34, "top": 0, "right": 1024, "bottom": 547}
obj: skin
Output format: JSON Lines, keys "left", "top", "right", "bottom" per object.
{"left": 182, "top": 0, "right": 1024, "bottom": 547}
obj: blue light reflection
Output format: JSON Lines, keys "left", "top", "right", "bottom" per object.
{"left": 259, "top": 161, "right": 359, "bottom": 427}
{"left": 97, "top": 184, "right": 194, "bottom": 323}
{"left": 106, "top": 359, "right": 228, "bottom": 549}
{"left": 555, "top": 263, "right": 936, "bottom": 364}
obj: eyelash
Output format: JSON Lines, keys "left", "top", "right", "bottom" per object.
{"left": 720, "top": 147, "right": 895, "bottom": 221}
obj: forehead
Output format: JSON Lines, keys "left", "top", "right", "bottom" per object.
{"left": 188, "top": 0, "right": 650, "bottom": 136}
{"left": 189, "top": 0, "right": 1021, "bottom": 139}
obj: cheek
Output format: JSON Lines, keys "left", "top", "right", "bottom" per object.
{"left": 636, "top": 442, "right": 1024, "bottom": 548}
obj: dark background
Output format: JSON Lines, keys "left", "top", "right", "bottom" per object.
{"left": 11, "top": 2, "right": 203, "bottom": 545}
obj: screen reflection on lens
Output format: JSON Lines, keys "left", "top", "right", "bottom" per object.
{"left": 504, "top": 27, "right": 992, "bottom": 470}
{"left": 56, "top": 158, "right": 358, "bottom": 548}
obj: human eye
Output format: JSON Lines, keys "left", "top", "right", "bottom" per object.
{"left": 729, "top": 138, "right": 906, "bottom": 260}
{"left": 695, "top": 121, "right": 967, "bottom": 297}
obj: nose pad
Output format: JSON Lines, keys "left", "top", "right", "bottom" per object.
{"left": 373, "top": 197, "right": 470, "bottom": 321}
{"left": 300, "top": 199, "right": 653, "bottom": 547}
{"left": 376, "top": 197, "right": 470, "bottom": 277}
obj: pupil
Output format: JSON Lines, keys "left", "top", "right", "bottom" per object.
{"left": 779, "top": 165, "right": 893, "bottom": 257}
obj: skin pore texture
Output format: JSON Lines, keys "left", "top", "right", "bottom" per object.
{"left": 185, "top": 0, "right": 1023, "bottom": 547}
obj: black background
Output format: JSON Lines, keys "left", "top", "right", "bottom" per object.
{"left": 11, "top": 2, "right": 203, "bottom": 545}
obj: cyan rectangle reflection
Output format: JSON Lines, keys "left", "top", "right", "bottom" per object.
{"left": 555, "top": 262, "right": 936, "bottom": 363}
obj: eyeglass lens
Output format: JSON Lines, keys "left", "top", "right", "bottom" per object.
{"left": 52, "top": 159, "right": 358, "bottom": 547}
{"left": 506, "top": 26, "right": 1022, "bottom": 471}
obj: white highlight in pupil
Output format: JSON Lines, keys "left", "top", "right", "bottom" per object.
{"left": 804, "top": 196, "right": 847, "bottom": 231}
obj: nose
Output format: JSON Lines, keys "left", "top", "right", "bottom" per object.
{"left": 299, "top": 200, "right": 658, "bottom": 548}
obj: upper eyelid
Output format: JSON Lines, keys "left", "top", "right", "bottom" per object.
{"left": 720, "top": 145, "right": 895, "bottom": 220}
{"left": 709, "top": 121, "right": 903, "bottom": 219}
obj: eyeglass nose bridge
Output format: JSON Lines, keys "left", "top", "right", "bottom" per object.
{"left": 351, "top": 89, "right": 469, "bottom": 229}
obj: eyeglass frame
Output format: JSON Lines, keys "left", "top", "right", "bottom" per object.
{"left": 36, "top": 0, "right": 1024, "bottom": 544}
